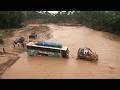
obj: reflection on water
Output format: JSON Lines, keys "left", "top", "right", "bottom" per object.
{"left": 2, "top": 24, "right": 120, "bottom": 79}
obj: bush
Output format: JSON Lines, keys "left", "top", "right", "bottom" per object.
{"left": 0, "top": 11, "right": 24, "bottom": 29}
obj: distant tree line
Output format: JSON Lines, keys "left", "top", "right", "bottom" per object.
{"left": 0, "top": 11, "right": 120, "bottom": 35}
{"left": 0, "top": 11, "right": 24, "bottom": 28}
{"left": 23, "top": 11, "right": 120, "bottom": 35}
{"left": 72, "top": 11, "right": 120, "bottom": 35}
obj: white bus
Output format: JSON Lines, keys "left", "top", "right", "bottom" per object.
{"left": 26, "top": 41, "right": 69, "bottom": 58}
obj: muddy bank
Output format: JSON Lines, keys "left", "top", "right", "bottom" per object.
{"left": 55, "top": 23, "right": 81, "bottom": 26}
{"left": 2, "top": 24, "right": 51, "bottom": 53}
{"left": 0, "top": 52, "right": 19, "bottom": 77}
{"left": 2, "top": 24, "right": 120, "bottom": 79}
{"left": 0, "top": 24, "right": 51, "bottom": 77}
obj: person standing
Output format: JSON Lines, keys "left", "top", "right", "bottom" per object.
{"left": 0, "top": 37, "right": 6, "bottom": 53}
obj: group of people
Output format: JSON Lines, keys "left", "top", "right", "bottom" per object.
{"left": 0, "top": 36, "right": 26, "bottom": 54}
{"left": 0, "top": 30, "right": 38, "bottom": 54}
{"left": 13, "top": 36, "right": 25, "bottom": 48}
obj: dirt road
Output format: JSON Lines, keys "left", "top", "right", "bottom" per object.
{"left": 1, "top": 24, "right": 120, "bottom": 79}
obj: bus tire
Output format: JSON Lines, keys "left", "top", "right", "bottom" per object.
{"left": 61, "top": 49, "right": 69, "bottom": 58}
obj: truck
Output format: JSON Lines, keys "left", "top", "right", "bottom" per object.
{"left": 26, "top": 41, "right": 69, "bottom": 58}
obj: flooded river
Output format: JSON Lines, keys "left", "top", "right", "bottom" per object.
{"left": 2, "top": 24, "right": 120, "bottom": 79}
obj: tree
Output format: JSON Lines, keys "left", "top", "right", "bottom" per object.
{"left": 0, "top": 11, "right": 24, "bottom": 28}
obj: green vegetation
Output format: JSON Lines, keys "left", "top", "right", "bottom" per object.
{"left": 73, "top": 11, "right": 120, "bottom": 35}
{"left": 0, "top": 11, "right": 24, "bottom": 29}
{"left": 23, "top": 11, "right": 120, "bottom": 35}
{"left": 0, "top": 11, "right": 24, "bottom": 38}
{"left": 0, "top": 11, "right": 120, "bottom": 36}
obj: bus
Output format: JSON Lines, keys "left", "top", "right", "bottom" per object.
{"left": 26, "top": 41, "right": 69, "bottom": 58}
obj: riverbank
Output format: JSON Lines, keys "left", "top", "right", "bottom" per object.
{"left": 0, "top": 24, "right": 51, "bottom": 77}
{"left": 1, "top": 24, "right": 120, "bottom": 79}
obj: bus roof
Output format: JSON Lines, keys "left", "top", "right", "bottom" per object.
{"left": 26, "top": 42, "right": 68, "bottom": 51}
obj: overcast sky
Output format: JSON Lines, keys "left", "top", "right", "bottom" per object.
{"left": 48, "top": 11, "right": 58, "bottom": 14}
{"left": 38, "top": 11, "right": 67, "bottom": 14}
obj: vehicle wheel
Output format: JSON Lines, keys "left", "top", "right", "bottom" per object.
{"left": 77, "top": 48, "right": 83, "bottom": 60}
{"left": 61, "top": 49, "right": 69, "bottom": 58}
{"left": 32, "top": 51, "right": 38, "bottom": 56}
{"left": 27, "top": 52, "right": 33, "bottom": 56}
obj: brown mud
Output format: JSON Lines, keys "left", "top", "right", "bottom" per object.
{"left": 0, "top": 24, "right": 51, "bottom": 78}
{"left": 1, "top": 24, "right": 120, "bottom": 79}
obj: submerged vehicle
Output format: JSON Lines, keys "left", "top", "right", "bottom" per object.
{"left": 77, "top": 47, "right": 98, "bottom": 62}
{"left": 29, "top": 34, "right": 37, "bottom": 39}
{"left": 13, "top": 37, "right": 25, "bottom": 48}
{"left": 29, "top": 31, "right": 37, "bottom": 42}
{"left": 26, "top": 41, "right": 69, "bottom": 58}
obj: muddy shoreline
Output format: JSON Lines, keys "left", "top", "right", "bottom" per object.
{"left": 0, "top": 53, "right": 20, "bottom": 77}
{"left": 0, "top": 24, "right": 51, "bottom": 78}
{"left": 1, "top": 24, "right": 120, "bottom": 79}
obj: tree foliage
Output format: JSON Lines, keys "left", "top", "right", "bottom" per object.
{"left": 0, "top": 11, "right": 120, "bottom": 35}
{"left": 0, "top": 11, "right": 24, "bottom": 28}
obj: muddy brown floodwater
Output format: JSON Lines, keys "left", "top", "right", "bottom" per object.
{"left": 2, "top": 24, "right": 120, "bottom": 79}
